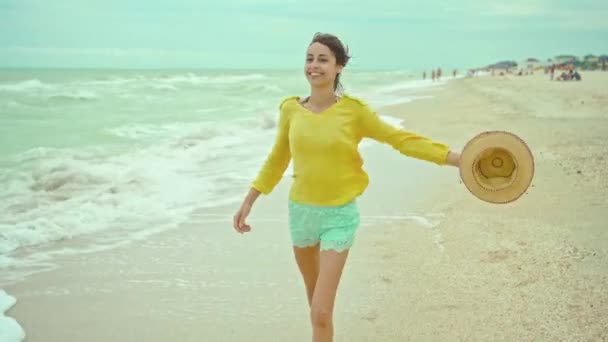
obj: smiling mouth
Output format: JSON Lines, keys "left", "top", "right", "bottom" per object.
{"left": 308, "top": 72, "right": 323, "bottom": 77}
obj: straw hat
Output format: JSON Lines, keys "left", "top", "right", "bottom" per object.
{"left": 459, "top": 131, "right": 535, "bottom": 204}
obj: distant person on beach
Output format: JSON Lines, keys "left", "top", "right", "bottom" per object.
{"left": 432, "top": 69, "right": 436, "bottom": 81}
{"left": 232, "top": 32, "right": 461, "bottom": 342}
{"left": 423, "top": 71, "right": 426, "bottom": 80}
{"left": 453, "top": 69, "right": 457, "bottom": 78}
{"left": 437, "top": 67, "right": 442, "bottom": 80}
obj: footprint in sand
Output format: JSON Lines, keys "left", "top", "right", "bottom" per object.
{"left": 381, "top": 252, "right": 397, "bottom": 260}
{"left": 361, "top": 311, "right": 378, "bottom": 322}
{"left": 480, "top": 248, "right": 517, "bottom": 263}
{"left": 514, "top": 277, "right": 538, "bottom": 288}
{"left": 563, "top": 244, "right": 593, "bottom": 260}
{"left": 379, "top": 275, "right": 392, "bottom": 284}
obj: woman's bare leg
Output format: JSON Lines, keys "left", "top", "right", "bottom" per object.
{"left": 293, "top": 244, "right": 320, "bottom": 306}
{"left": 310, "top": 249, "right": 350, "bottom": 342}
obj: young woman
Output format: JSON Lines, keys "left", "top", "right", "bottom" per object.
{"left": 233, "top": 32, "right": 461, "bottom": 342}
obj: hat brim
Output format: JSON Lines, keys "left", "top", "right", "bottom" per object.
{"left": 459, "top": 131, "right": 535, "bottom": 204}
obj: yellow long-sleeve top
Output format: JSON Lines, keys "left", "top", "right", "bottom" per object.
{"left": 251, "top": 94, "right": 450, "bottom": 206}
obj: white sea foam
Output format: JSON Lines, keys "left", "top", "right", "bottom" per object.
{"left": 0, "top": 290, "right": 25, "bottom": 342}
{"left": 0, "top": 79, "right": 52, "bottom": 92}
{"left": 47, "top": 90, "right": 98, "bottom": 102}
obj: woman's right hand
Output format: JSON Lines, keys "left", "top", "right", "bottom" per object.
{"left": 233, "top": 202, "right": 252, "bottom": 234}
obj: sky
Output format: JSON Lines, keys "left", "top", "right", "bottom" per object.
{"left": 0, "top": 0, "right": 607, "bottom": 70}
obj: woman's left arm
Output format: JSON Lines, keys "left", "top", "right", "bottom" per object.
{"left": 359, "top": 105, "right": 460, "bottom": 167}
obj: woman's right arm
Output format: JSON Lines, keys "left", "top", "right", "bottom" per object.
{"left": 233, "top": 101, "right": 291, "bottom": 233}
{"left": 233, "top": 107, "right": 291, "bottom": 233}
{"left": 243, "top": 187, "right": 261, "bottom": 207}
{"left": 249, "top": 107, "right": 292, "bottom": 197}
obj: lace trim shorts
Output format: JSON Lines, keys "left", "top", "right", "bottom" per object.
{"left": 287, "top": 199, "right": 361, "bottom": 252}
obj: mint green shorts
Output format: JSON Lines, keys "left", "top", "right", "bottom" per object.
{"left": 287, "top": 199, "right": 360, "bottom": 252}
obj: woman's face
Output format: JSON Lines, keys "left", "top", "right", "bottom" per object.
{"left": 304, "top": 42, "right": 343, "bottom": 89}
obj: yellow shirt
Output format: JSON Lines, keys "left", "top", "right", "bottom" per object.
{"left": 251, "top": 94, "right": 450, "bottom": 206}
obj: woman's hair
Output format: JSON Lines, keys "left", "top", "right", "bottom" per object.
{"left": 309, "top": 32, "right": 351, "bottom": 94}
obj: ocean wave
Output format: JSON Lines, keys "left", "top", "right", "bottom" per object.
{"left": 0, "top": 73, "right": 277, "bottom": 103}
{"left": 373, "top": 79, "right": 445, "bottom": 93}
{"left": 0, "top": 117, "right": 277, "bottom": 261}
{"left": 0, "top": 79, "right": 53, "bottom": 92}
{"left": 159, "top": 73, "right": 268, "bottom": 85}
{"left": 47, "top": 91, "right": 98, "bottom": 102}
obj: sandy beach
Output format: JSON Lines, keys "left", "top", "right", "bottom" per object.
{"left": 3, "top": 71, "right": 608, "bottom": 341}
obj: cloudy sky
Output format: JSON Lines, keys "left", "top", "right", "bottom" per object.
{"left": 1, "top": 0, "right": 606, "bottom": 70}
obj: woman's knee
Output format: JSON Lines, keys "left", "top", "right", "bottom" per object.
{"left": 310, "top": 305, "right": 332, "bottom": 328}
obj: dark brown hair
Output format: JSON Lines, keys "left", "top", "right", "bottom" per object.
{"left": 309, "top": 32, "right": 351, "bottom": 94}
